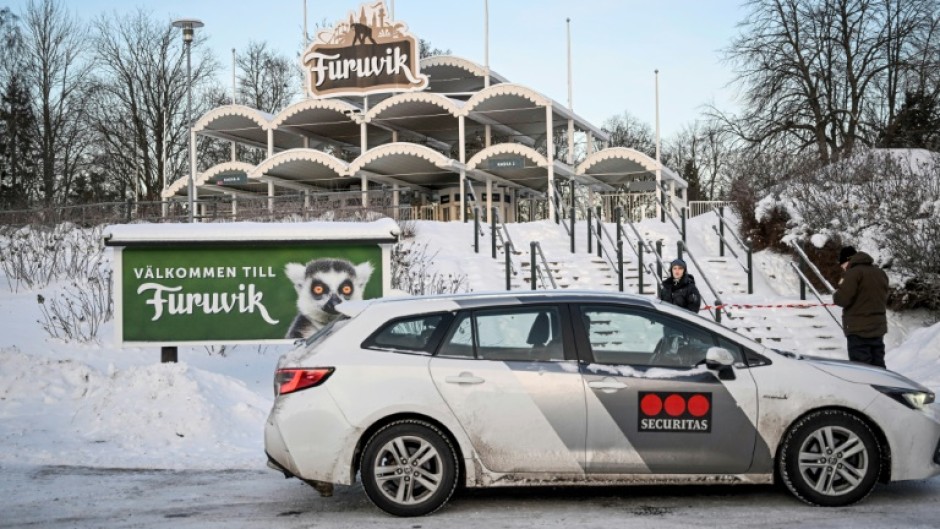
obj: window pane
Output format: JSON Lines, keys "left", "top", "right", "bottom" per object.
{"left": 475, "top": 307, "right": 564, "bottom": 362}
{"left": 368, "top": 314, "right": 446, "bottom": 353}
{"left": 716, "top": 336, "right": 746, "bottom": 364}
{"left": 582, "top": 308, "right": 663, "bottom": 365}
{"left": 437, "top": 313, "right": 475, "bottom": 358}
{"left": 580, "top": 306, "right": 715, "bottom": 368}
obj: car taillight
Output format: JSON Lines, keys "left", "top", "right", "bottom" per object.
{"left": 275, "top": 368, "right": 334, "bottom": 396}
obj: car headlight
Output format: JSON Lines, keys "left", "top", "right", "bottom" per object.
{"left": 873, "top": 385, "right": 936, "bottom": 410}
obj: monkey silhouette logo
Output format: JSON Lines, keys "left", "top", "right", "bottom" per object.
{"left": 284, "top": 258, "right": 374, "bottom": 339}
{"left": 351, "top": 23, "right": 377, "bottom": 45}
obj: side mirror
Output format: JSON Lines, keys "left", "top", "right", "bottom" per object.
{"left": 705, "top": 347, "right": 735, "bottom": 368}
{"left": 705, "top": 347, "right": 736, "bottom": 380}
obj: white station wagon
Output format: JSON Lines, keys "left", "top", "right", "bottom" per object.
{"left": 264, "top": 291, "right": 940, "bottom": 516}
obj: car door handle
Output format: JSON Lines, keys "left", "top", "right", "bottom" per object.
{"left": 588, "top": 378, "right": 628, "bottom": 391}
{"left": 445, "top": 372, "right": 485, "bottom": 385}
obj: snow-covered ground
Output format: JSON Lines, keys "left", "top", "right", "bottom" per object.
{"left": 1, "top": 214, "right": 939, "bottom": 526}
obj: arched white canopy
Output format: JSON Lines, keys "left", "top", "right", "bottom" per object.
{"left": 578, "top": 147, "right": 687, "bottom": 189}
{"left": 251, "top": 148, "right": 353, "bottom": 192}
{"left": 193, "top": 104, "right": 303, "bottom": 150}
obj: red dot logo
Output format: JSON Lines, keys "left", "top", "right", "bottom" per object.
{"left": 640, "top": 394, "right": 663, "bottom": 416}
{"left": 687, "top": 394, "right": 710, "bottom": 417}
{"left": 664, "top": 394, "right": 686, "bottom": 416}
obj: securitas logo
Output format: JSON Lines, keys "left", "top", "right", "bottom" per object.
{"left": 638, "top": 392, "right": 712, "bottom": 433}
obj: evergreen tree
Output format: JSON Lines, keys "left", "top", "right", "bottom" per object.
{"left": 0, "top": 73, "right": 38, "bottom": 209}
{"left": 878, "top": 90, "right": 940, "bottom": 150}
{"left": 681, "top": 158, "right": 703, "bottom": 202}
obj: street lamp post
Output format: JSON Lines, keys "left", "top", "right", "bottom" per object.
{"left": 171, "top": 18, "right": 204, "bottom": 223}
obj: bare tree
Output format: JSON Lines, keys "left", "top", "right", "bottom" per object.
{"left": 601, "top": 111, "right": 655, "bottom": 158}
{"left": 419, "top": 38, "right": 450, "bottom": 59}
{"left": 719, "top": 0, "right": 940, "bottom": 162}
{"left": 89, "top": 9, "right": 218, "bottom": 201}
{"left": 666, "top": 121, "right": 738, "bottom": 200}
{"left": 236, "top": 41, "right": 298, "bottom": 113}
{"left": 18, "top": 0, "right": 95, "bottom": 206}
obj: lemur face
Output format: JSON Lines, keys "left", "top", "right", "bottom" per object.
{"left": 285, "top": 258, "right": 374, "bottom": 321}
{"left": 308, "top": 269, "right": 357, "bottom": 314}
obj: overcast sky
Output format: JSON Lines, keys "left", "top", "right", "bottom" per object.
{"left": 9, "top": 0, "right": 746, "bottom": 137}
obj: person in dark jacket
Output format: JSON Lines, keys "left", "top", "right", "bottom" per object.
{"left": 832, "top": 246, "right": 890, "bottom": 368}
{"left": 660, "top": 258, "right": 702, "bottom": 313}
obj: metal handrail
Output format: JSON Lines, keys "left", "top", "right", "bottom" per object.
{"left": 788, "top": 262, "right": 842, "bottom": 328}
{"left": 710, "top": 225, "right": 749, "bottom": 274}
{"left": 661, "top": 200, "right": 684, "bottom": 235}
{"left": 464, "top": 180, "right": 485, "bottom": 216}
{"left": 618, "top": 217, "right": 661, "bottom": 279}
{"left": 714, "top": 207, "right": 750, "bottom": 252}
{"left": 492, "top": 208, "right": 520, "bottom": 277}
{"left": 552, "top": 186, "right": 572, "bottom": 236}
{"left": 789, "top": 240, "right": 836, "bottom": 294}
{"left": 677, "top": 240, "right": 727, "bottom": 322}
{"left": 594, "top": 217, "right": 621, "bottom": 273}
{"left": 473, "top": 207, "right": 485, "bottom": 237}
{"left": 531, "top": 241, "right": 558, "bottom": 289}
{"left": 492, "top": 208, "right": 518, "bottom": 255}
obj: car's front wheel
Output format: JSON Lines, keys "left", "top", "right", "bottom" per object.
{"left": 360, "top": 419, "right": 458, "bottom": 516}
{"left": 779, "top": 409, "right": 881, "bottom": 506}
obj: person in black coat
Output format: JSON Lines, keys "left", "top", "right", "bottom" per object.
{"left": 660, "top": 258, "right": 702, "bottom": 313}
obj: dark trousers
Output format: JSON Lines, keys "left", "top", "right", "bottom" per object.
{"left": 846, "top": 334, "right": 886, "bottom": 368}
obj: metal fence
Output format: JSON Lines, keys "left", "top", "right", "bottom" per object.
{"left": 598, "top": 193, "right": 659, "bottom": 223}
{"left": 1, "top": 192, "right": 727, "bottom": 228}
{"left": 0, "top": 190, "right": 435, "bottom": 227}
{"left": 687, "top": 200, "right": 737, "bottom": 218}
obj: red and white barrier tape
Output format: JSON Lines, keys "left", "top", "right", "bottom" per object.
{"left": 703, "top": 302, "right": 836, "bottom": 311}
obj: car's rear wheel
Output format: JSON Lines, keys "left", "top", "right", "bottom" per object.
{"left": 779, "top": 410, "right": 881, "bottom": 506}
{"left": 360, "top": 419, "right": 458, "bottom": 516}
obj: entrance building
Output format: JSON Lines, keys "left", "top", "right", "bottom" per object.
{"left": 162, "top": 6, "right": 688, "bottom": 223}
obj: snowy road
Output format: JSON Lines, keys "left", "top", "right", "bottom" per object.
{"left": 3, "top": 465, "right": 940, "bottom": 529}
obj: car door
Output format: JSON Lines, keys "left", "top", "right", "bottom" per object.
{"left": 574, "top": 304, "right": 760, "bottom": 474}
{"left": 428, "top": 304, "right": 587, "bottom": 474}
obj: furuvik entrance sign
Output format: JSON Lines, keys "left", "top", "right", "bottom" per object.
{"left": 104, "top": 219, "right": 399, "bottom": 347}
{"left": 302, "top": 1, "right": 428, "bottom": 98}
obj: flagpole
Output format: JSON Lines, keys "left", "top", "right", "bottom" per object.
{"left": 566, "top": 17, "right": 574, "bottom": 166}
{"left": 484, "top": 0, "right": 490, "bottom": 88}
{"left": 655, "top": 69, "right": 662, "bottom": 220}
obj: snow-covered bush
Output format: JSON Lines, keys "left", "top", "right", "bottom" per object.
{"left": 0, "top": 223, "right": 105, "bottom": 292}
{"left": 391, "top": 241, "right": 469, "bottom": 296}
{"left": 747, "top": 149, "right": 940, "bottom": 311}
{"left": 37, "top": 268, "right": 113, "bottom": 343}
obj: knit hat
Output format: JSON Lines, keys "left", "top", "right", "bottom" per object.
{"left": 838, "top": 246, "right": 857, "bottom": 265}
{"left": 670, "top": 258, "right": 686, "bottom": 269}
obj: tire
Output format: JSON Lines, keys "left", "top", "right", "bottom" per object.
{"left": 778, "top": 410, "right": 881, "bottom": 507}
{"left": 360, "top": 420, "right": 459, "bottom": 517}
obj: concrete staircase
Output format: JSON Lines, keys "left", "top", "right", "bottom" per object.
{"left": 428, "top": 211, "right": 847, "bottom": 358}
{"left": 477, "top": 216, "right": 847, "bottom": 359}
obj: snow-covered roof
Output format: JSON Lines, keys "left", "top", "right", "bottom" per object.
{"left": 103, "top": 218, "right": 400, "bottom": 245}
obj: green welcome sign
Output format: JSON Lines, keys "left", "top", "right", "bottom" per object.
{"left": 105, "top": 220, "right": 399, "bottom": 346}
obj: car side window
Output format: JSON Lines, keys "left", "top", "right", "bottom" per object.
{"left": 580, "top": 306, "right": 716, "bottom": 368}
{"left": 437, "top": 313, "right": 475, "bottom": 358}
{"left": 437, "top": 307, "right": 565, "bottom": 362}
{"left": 364, "top": 313, "right": 450, "bottom": 354}
{"left": 716, "top": 336, "right": 755, "bottom": 366}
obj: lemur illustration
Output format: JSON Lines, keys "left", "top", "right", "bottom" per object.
{"left": 350, "top": 23, "right": 377, "bottom": 45}
{"left": 284, "top": 258, "right": 374, "bottom": 339}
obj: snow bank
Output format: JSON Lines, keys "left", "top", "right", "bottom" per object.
{"left": 0, "top": 347, "right": 271, "bottom": 470}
